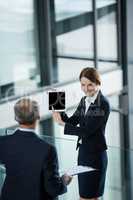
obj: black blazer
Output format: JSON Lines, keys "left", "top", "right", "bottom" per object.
{"left": 61, "top": 91, "right": 110, "bottom": 153}
{"left": 0, "top": 130, "right": 66, "bottom": 200}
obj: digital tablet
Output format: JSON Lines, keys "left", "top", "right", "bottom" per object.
{"left": 48, "top": 91, "right": 65, "bottom": 111}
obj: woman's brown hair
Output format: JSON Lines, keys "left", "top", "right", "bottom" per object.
{"left": 79, "top": 67, "right": 101, "bottom": 85}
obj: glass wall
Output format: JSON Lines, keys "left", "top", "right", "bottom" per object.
{"left": 55, "top": 0, "right": 92, "bottom": 22}
{"left": 97, "top": 0, "right": 118, "bottom": 70}
{"left": 57, "top": 58, "right": 94, "bottom": 82}
{"left": 53, "top": 0, "right": 120, "bottom": 82}
{"left": 0, "top": 0, "right": 121, "bottom": 99}
{"left": 54, "top": 0, "right": 94, "bottom": 82}
{"left": 106, "top": 95, "right": 121, "bottom": 147}
{"left": 0, "top": 0, "right": 40, "bottom": 100}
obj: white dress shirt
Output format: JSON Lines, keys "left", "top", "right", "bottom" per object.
{"left": 85, "top": 90, "right": 99, "bottom": 114}
{"left": 18, "top": 128, "right": 36, "bottom": 133}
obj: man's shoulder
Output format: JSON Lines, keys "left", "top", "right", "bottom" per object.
{"left": 36, "top": 135, "right": 56, "bottom": 151}
{"left": 0, "top": 134, "right": 13, "bottom": 148}
{"left": 0, "top": 134, "right": 13, "bottom": 141}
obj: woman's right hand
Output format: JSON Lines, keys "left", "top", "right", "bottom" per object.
{"left": 52, "top": 111, "right": 65, "bottom": 126}
{"left": 52, "top": 111, "right": 61, "bottom": 121}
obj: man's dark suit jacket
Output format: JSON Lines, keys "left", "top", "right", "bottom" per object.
{"left": 61, "top": 91, "right": 110, "bottom": 153}
{"left": 0, "top": 130, "right": 66, "bottom": 200}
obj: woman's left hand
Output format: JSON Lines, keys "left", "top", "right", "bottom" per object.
{"left": 52, "top": 111, "right": 65, "bottom": 126}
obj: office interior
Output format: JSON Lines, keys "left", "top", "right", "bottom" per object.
{"left": 0, "top": 0, "right": 133, "bottom": 199}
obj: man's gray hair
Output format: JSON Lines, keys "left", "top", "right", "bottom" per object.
{"left": 14, "top": 98, "right": 40, "bottom": 124}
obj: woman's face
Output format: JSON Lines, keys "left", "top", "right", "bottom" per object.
{"left": 80, "top": 77, "right": 99, "bottom": 97}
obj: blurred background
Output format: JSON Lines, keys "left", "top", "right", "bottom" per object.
{"left": 0, "top": 0, "right": 133, "bottom": 199}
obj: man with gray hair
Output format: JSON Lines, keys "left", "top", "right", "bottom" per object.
{"left": 0, "top": 98, "right": 72, "bottom": 200}
{"left": 14, "top": 98, "right": 40, "bottom": 125}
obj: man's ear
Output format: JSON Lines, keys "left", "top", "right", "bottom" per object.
{"left": 15, "top": 116, "right": 17, "bottom": 122}
{"left": 15, "top": 115, "right": 20, "bottom": 123}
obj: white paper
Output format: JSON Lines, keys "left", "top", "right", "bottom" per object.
{"left": 65, "top": 165, "right": 96, "bottom": 176}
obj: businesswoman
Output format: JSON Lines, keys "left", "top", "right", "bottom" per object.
{"left": 52, "top": 67, "right": 110, "bottom": 200}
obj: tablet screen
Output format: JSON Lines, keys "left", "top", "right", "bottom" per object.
{"left": 48, "top": 91, "right": 65, "bottom": 111}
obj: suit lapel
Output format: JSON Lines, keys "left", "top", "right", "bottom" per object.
{"left": 82, "top": 97, "right": 86, "bottom": 116}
